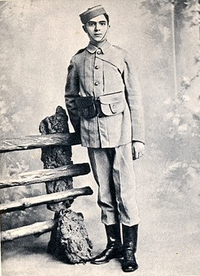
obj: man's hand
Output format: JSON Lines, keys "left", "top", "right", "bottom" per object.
{"left": 132, "top": 142, "right": 145, "bottom": 160}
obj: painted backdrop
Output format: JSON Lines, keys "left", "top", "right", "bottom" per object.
{"left": 1, "top": 0, "right": 200, "bottom": 275}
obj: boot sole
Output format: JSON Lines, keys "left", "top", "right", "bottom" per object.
{"left": 122, "top": 265, "right": 138, "bottom": 273}
{"left": 90, "top": 259, "right": 110, "bottom": 265}
{"left": 90, "top": 253, "right": 121, "bottom": 265}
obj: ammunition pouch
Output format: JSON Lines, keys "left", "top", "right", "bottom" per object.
{"left": 75, "top": 96, "right": 97, "bottom": 119}
{"left": 75, "top": 91, "right": 125, "bottom": 120}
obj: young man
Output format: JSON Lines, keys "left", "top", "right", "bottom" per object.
{"left": 65, "top": 5, "right": 145, "bottom": 273}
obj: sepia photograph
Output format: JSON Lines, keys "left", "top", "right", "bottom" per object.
{"left": 0, "top": 0, "right": 200, "bottom": 275}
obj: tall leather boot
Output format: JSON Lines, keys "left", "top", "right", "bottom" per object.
{"left": 122, "top": 224, "right": 138, "bottom": 273}
{"left": 91, "top": 224, "right": 122, "bottom": 265}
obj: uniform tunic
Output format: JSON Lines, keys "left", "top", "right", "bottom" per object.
{"left": 65, "top": 40, "right": 144, "bottom": 226}
{"left": 65, "top": 41, "right": 145, "bottom": 148}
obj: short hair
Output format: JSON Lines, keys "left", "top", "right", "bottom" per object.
{"left": 103, "top": 13, "right": 110, "bottom": 25}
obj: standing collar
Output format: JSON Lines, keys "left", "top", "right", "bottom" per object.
{"left": 86, "top": 40, "right": 111, "bottom": 54}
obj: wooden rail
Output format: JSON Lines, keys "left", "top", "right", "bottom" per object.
{"left": 0, "top": 133, "right": 81, "bottom": 153}
{"left": 0, "top": 186, "right": 93, "bottom": 213}
{"left": 1, "top": 219, "right": 57, "bottom": 242}
{"left": 0, "top": 120, "right": 92, "bottom": 244}
{"left": 0, "top": 163, "right": 90, "bottom": 189}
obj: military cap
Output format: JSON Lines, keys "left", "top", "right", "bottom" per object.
{"left": 79, "top": 5, "right": 107, "bottom": 24}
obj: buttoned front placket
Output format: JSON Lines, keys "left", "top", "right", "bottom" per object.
{"left": 93, "top": 48, "right": 104, "bottom": 98}
{"left": 93, "top": 48, "right": 110, "bottom": 147}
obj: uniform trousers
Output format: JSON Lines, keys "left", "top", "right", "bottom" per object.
{"left": 88, "top": 142, "right": 140, "bottom": 226}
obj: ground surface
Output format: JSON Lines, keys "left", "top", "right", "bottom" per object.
{"left": 1, "top": 159, "right": 200, "bottom": 276}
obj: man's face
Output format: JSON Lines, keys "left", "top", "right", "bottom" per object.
{"left": 84, "top": 14, "right": 109, "bottom": 43}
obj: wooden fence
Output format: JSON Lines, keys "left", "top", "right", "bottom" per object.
{"left": 0, "top": 132, "right": 93, "bottom": 242}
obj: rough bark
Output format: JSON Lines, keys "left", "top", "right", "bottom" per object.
{"left": 39, "top": 106, "right": 74, "bottom": 212}
{"left": 39, "top": 106, "right": 93, "bottom": 263}
{"left": 50, "top": 209, "right": 93, "bottom": 264}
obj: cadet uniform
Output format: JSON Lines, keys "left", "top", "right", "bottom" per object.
{"left": 65, "top": 40, "right": 144, "bottom": 225}
{"left": 65, "top": 5, "right": 145, "bottom": 273}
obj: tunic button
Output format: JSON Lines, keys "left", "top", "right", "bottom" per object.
{"left": 95, "top": 65, "right": 99, "bottom": 69}
{"left": 94, "top": 81, "right": 99, "bottom": 86}
{"left": 97, "top": 49, "right": 101, "bottom": 55}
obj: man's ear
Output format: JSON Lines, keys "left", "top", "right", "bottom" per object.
{"left": 82, "top": 25, "right": 87, "bottom": 33}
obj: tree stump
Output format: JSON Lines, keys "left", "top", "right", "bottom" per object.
{"left": 54, "top": 209, "right": 93, "bottom": 264}
{"left": 39, "top": 106, "right": 73, "bottom": 212}
{"left": 39, "top": 106, "right": 93, "bottom": 262}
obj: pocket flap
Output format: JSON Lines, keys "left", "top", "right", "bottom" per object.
{"left": 99, "top": 91, "right": 125, "bottom": 116}
{"left": 99, "top": 91, "right": 123, "bottom": 105}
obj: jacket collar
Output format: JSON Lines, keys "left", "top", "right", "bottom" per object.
{"left": 86, "top": 40, "right": 111, "bottom": 54}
